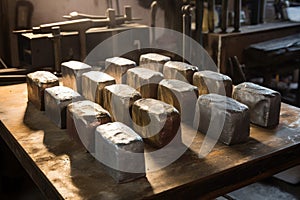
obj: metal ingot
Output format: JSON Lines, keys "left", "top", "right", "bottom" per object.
{"left": 44, "top": 86, "right": 82, "bottom": 128}
{"left": 126, "top": 67, "right": 164, "bottom": 98}
{"left": 163, "top": 61, "right": 198, "bottom": 84}
{"left": 132, "top": 98, "right": 181, "bottom": 148}
{"left": 193, "top": 94, "right": 250, "bottom": 145}
{"left": 61, "top": 60, "right": 92, "bottom": 94}
{"left": 193, "top": 70, "right": 232, "bottom": 97}
{"left": 104, "top": 57, "right": 136, "bottom": 84}
{"left": 233, "top": 82, "right": 281, "bottom": 128}
{"left": 26, "top": 71, "right": 59, "bottom": 110}
{"left": 103, "top": 84, "right": 141, "bottom": 127}
{"left": 158, "top": 79, "right": 198, "bottom": 123}
{"left": 81, "top": 71, "right": 115, "bottom": 106}
{"left": 95, "top": 122, "right": 145, "bottom": 183}
{"left": 139, "top": 53, "right": 171, "bottom": 73}
{"left": 67, "top": 100, "right": 111, "bottom": 154}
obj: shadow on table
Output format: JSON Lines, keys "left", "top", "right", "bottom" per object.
{"left": 23, "top": 102, "right": 153, "bottom": 199}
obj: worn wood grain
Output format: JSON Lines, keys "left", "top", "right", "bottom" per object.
{"left": 0, "top": 83, "right": 299, "bottom": 199}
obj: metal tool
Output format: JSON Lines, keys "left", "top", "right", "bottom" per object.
{"left": 208, "top": 0, "right": 215, "bottom": 33}
{"left": 221, "top": 0, "right": 229, "bottom": 33}
{"left": 63, "top": 12, "right": 108, "bottom": 20}
{"left": 233, "top": 0, "right": 241, "bottom": 32}
{"left": 32, "top": 6, "right": 137, "bottom": 61}
{"left": 195, "top": 0, "right": 204, "bottom": 45}
{"left": 48, "top": 26, "right": 62, "bottom": 75}
{"left": 150, "top": 1, "right": 158, "bottom": 46}
{"left": 182, "top": 4, "right": 192, "bottom": 62}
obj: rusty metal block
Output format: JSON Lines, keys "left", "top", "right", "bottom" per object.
{"left": 61, "top": 61, "right": 92, "bottom": 94}
{"left": 233, "top": 82, "right": 281, "bottom": 128}
{"left": 193, "top": 70, "right": 232, "bottom": 97}
{"left": 26, "top": 71, "right": 59, "bottom": 110}
{"left": 44, "top": 86, "right": 82, "bottom": 128}
{"left": 81, "top": 71, "right": 115, "bottom": 106}
{"left": 67, "top": 100, "right": 111, "bottom": 154}
{"left": 126, "top": 67, "right": 163, "bottom": 98}
{"left": 95, "top": 122, "right": 145, "bottom": 183}
{"left": 194, "top": 94, "right": 250, "bottom": 145}
{"left": 132, "top": 98, "right": 181, "bottom": 148}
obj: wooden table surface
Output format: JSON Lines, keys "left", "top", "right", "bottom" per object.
{"left": 0, "top": 83, "right": 300, "bottom": 199}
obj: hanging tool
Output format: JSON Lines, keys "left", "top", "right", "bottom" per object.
{"left": 150, "top": 1, "right": 158, "bottom": 47}
{"left": 48, "top": 26, "right": 62, "bottom": 75}
{"left": 195, "top": 0, "right": 204, "bottom": 45}
{"left": 182, "top": 4, "right": 192, "bottom": 62}
{"left": 233, "top": 0, "right": 241, "bottom": 32}
{"left": 208, "top": 0, "right": 215, "bottom": 33}
{"left": 221, "top": 0, "right": 229, "bottom": 33}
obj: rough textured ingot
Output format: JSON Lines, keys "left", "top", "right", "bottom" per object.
{"left": 26, "top": 71, "right": 59, "bottom": 111}
{"left": 95, "top": 122, "right": 145, "bottom": 183}
{"left": 81, "top": 71, "right": 116, "bottom": 106}
{"left": 232, "top": 82, "right": 281, "bottom": 128}
{"left": 126, "top": 68, "right": 164, "bottom": 98}
{"left": 45, "top": 86, "right": 82, "bottom": 129}
{"left": 193, "top": 70, "right": 232, "bottom": 97}
{"left": 103, "top": 84, "right": 141, "bottom": 126}
{"left": 105, "top": 57, "right": 136, "bottom": 84}
{"left": 139, "top": 53, "right": 171, "bottom": 72}
{"left": 61, "top": 60, "right": 92, "bottom": 94}
{"left": 67, "top": 100, "right": 111, "bottom": 153}
{"left": 163, "top": 61, "right": 198, "bottom": 84}
{"left": 132, "top": 98, "right": 181, "bottom": 148}
{"left": 158, "top": 79, "right": 198, "bottom": 123}
{"left": 193, "top": 94, "right": 250, "bottom": 145}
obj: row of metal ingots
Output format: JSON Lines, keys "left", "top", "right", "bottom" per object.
{"left": 26, "top": 53, "right": 281, "bottom": 183}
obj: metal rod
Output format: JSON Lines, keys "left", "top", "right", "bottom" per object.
{"left": 195, "top": 0, "right": 204, "bottom": 45}
{"left": 0, "top": 58, "right": 8, "bottom": 69}
{"left": 150, "top": 1, "right": 158, "bottom": 47}
{"left": 259, "top": 0, "right": 266, "bottom": 23}
{"left": 208, "top": 0, "right": 215, "bottom": 33}
{"left": 51, "top": 26, "right": 62, "bottom": 75}
{"left": 182, "top": 5, "right": 192, "bottom": 62}
{"left": 221, "top": 0, "right": 228, "bottom": 33}
{"left": 233, "top": 0, "right": 241, "bottom": 32}
{"left": 115, "top": 0, "right": 120, "bottom": 15}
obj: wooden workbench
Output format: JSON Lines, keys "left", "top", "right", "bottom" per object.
{"left": 0, "top": 83, "right": 300, "bottom": 199}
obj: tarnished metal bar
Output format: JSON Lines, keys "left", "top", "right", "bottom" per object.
{"left": 208, "top": 0, "right": 215, "bottom": 33}
{"left": 50, "top": 26, "right": 62, "bottom": 75}
{"left": 150, "top": 1, "right": 158, "bottom": 46}
{"left": 221, "top": 0, "right": 229, "bottom": 33}
{"left": 233, "top": 0, "right": 241, "bottom": 32}
{"left": 195, "top": 0, "right": 204, "bottom": 45}
{"left": 182, "top": 5, "right": 192, "bottom": 62}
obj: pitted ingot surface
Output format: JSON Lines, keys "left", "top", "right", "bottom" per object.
{"left": 27, "top": 71, "right": 59, "bottom": 111}
{"left": 132, "top": 98, "right": 181, "bottom": 148}
{"left": 103, "top": 84, "right": 141, "bottom": 127}
{"left": 81, "top": 71, "right": 116, "bottom": 106}
{"left": 95, "top": 122, "right": 145, "bottom": 183}
{"left": 61, "top": 60, "right": 92, "bottom": 94}
{"left": 193, "top": 70, "right": 232, "bottom": 97}
{"left": 45, "top": 86, "right": 82, "bottom": 128}
{"left": 193, "top": 94, "right": 250, "bottom": 145}
{"left": 126, "top": 67, "right": 164, "bottom": 98}
{"left": 105, "top": 57, "right": 136, "bottom": 84}
{"left": 158, "top": 79, "right": 198, "bottom": 123}
{"left": 139, "top": 53, "right": 171, "bottom": 73}
{"left": 163, "top": 61, "right": 198, "bottom": 84}
{"left": 67, "top": 100, "right": 111, "bottom": 153}
{"left": 233, "top": 82, "right": 281, "bottom": 128}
